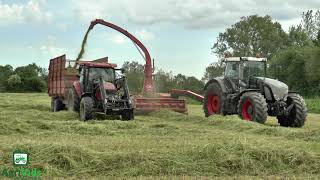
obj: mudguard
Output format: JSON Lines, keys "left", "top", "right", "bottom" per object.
{"left": 204, "top": 77, "right": 228, "bottom": 93}
{"left": 73, "top": 81, "right": 82, "bottom": 97}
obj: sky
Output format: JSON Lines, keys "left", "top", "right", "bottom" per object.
{"left": 0, "top": 0, "right": 318, "bottom": 79}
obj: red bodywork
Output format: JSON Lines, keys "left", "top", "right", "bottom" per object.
{"left": 81, "top": 19, "right": 190, "bottom": 113}
{"left": 48, "top": 55, "right": 79, "bottom": 97}
{"left": 48, "top": 55, "right": 118, "bottom": 101}
{"left": 81, "top": 19, "right": 154, "bottom": 93}
{"left": 170, "top": 89, "right": 204, "bottom": 102}
{"left": 49, "top": 19, "right": 203, "bottom": 114}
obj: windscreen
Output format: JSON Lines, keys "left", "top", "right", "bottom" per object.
{"left": 89, "top": 68, "right": 115, "bottom": 82}
{"left": 225, "top": 62, "right": 240, "bottom": 79}
{"left": 242, "top": 61, "right": 266, "bottom": 79}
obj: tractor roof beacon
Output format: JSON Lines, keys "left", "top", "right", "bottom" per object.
{"left": 203, "top": 57, "right": 307, "bottom": 127}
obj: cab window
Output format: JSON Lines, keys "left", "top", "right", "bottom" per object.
{"left": 225, "top": 62, "right": 239, "bottom": 79}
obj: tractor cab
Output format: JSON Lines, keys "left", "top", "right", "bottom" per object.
{"left": 72, "top": 60, "right": 133, "bottom": 121}
{"left": 223, "top": 57, "right": 267, "bottom": 91}
{"left": 77, "top": 61, "right": 118, "bottom": 93}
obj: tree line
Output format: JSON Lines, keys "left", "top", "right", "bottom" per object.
{"left": 0, "top": 61, "right": 204, "bottom": 94}
{"left": 0, "top": 63, "right": 47, "bottom": 92}
{"left": 0, "top": 10, "right": 319, "bottom": 96}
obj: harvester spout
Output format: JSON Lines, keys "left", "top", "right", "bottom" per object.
{"left": 76, "top": 19, "right": 155, "bottom": 94}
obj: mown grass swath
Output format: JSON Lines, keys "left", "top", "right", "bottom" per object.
{"left": 0, "top": 93, "right": 319, "bottom": 178}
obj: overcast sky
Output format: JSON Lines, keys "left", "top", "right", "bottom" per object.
{"left": 0, "top": 0, "right": 318, "bottom": 78}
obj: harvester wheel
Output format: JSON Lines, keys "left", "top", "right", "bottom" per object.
{"left": 67, "top": 88, "right": 80, "bottom": 112}
{"left": 52, "top": 98, "right": 64, "bottom": 112}
{"left": 277, "top": 93, "right": 307, "bottom": 128}
{"left": 203, "top": 82, "right": 224, "bottom": 117}
{"left": 238, "top": 92, "right": 268, "bottom": 124}
{"left": 121, "top": 109, "right": 134, "bottom": 121}
{"left": 80, "top": 97, "right": 94, "bottom": 121}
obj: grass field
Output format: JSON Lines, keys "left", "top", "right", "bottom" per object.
{"left": 0, "top": 93, "right": 319, "bottom": 179}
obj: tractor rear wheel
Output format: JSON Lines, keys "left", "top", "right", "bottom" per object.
{"left": 80, "top": 97, "right": 94, "bottom": 121}
{"left": 52, "top": 98, "right": 64, "bottom": 112}
{"left": 238, "top": 92, "right": 268, "bottom": 124}
{"left": 67, "top": 88, "right": 80, "bottom": 112}
{"left": 121, "top": 109, "right": 134, "bottom": 121}
{"left": 203, "top": 82, "right": 225, "bottom": 117}
{"left": 277, "top": 93, "right": 307, "bottom": 128}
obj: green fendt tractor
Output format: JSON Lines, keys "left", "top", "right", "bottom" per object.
{"left": 203, "top": 57, "right": 307, "bottom": 127}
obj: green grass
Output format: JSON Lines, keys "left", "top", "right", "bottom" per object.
{"left": 305, "top": 97, "right": 320, "bottom": 114}
{"left": 0, "top": 93, "right": 320, "bottom": 179}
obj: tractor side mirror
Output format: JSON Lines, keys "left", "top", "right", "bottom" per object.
{"left": 121, "top": 68, "right": 126, "bottom": 74}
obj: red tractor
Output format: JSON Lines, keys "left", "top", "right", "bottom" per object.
{"left": 48, "top": 19, "right": 205, "bottom": 118}
{"left": 76, "top": 19, "right": 190, "bottom": 113}
{"left": 48, "top": 56, "right": 134, "bottom": 121}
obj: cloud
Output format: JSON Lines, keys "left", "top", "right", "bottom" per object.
{"left": 0, "top": 0, "right": 52, "bottom": 26}
{"left": 112, "top": 34, "right": 127, "bottom": 44}
{"left": 136, "top": 29, "right": 155, "bottom": 42}
{"left": 71, "top": 0, "right": 122, "bottom": 24}
{"left": 102, "top": 29, "right": 155, "bottom": 45}
{"left": 39, "top": 35, "right": 66, "bottom": 56}
{"left": 40, "top": 45, "right": 66, "bottom": 56}
{"left": 71, "top": 0, "right": 320, "bottom": 29}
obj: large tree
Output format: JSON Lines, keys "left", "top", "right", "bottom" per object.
{"left": 301, "top": 10, "right": 320, "bottom": 41}
{"left": 288, "top": 25, "right": 312, "bottom": 47}
{"left": 122, "top": 61, "right": 145, "bottom": 93}
{"left": 0, "top": 65, "right": 13, "bottom": 91}
{"left": 269, "top": 46, "right": 320, "bottom": 95}
{"left": 212, "top": 15, "right": 288, "bottom": 58}
{"left": 202, "top": 62, "right": 224, "bottom": 82}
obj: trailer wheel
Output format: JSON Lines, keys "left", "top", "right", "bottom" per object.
{"left": 80, "top": 97, "right": 94, "bottom": 121}
{"left": 121, "top": 109, "right": 134, "bottom": 121}
{"left": 67, "top": 88, "right": 80, "bottom": 112}
{"left": 203, "top": 82, "right": 225, "bottom": 117}
{"left": 277, "top": 93, "right": 307, "bottom": 128}
{"left": 52, "top": 98, "right": 64, "bottom": 112}
{"left": 238, "top": 92, "right": 268, "bottom": 124}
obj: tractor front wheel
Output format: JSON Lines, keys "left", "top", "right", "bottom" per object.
{"left": 203, "top": 82, "right": 225, "bottom": 117}
{"left": 277, "top": 93, "right": 307, "bottom": 128}
{"left": 121, "top": 109, "right": 134, "bottom": 121}
{"left": 80, "top": 97, "right": 94, "bottom": 121}
{"left": 238, "top": 92, "right": 268, "bottom": 124}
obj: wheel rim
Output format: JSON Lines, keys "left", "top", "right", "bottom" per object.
{"left": 207, "top": 95, "right": 220, "bottom": 114}
{"left": 241, "top": 99, "right": 253, "bottom": 120}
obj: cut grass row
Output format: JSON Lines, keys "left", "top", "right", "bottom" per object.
{"left": 0, "top": 93, "right": 319, "bottom": 179}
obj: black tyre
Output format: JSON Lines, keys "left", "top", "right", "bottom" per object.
{"left": 121, "top": 109, "right": 134, "bottom": 121}
{"left": 52, "top": 98, "right": 64, "bottom": 112}
{"left": 238, "top": 92, "right": 268, "bottom": 124}
{"left": 203, "top": 82, "right": 225, "bottom": 117}
{"left": 277, "top": 93, "right": 307, "bottom": 128}
{"left": 80, "top": 97, "right": 94, "bottom": 121}
{"left": 67, "top": 88, "right": 80, "bottom": 112}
